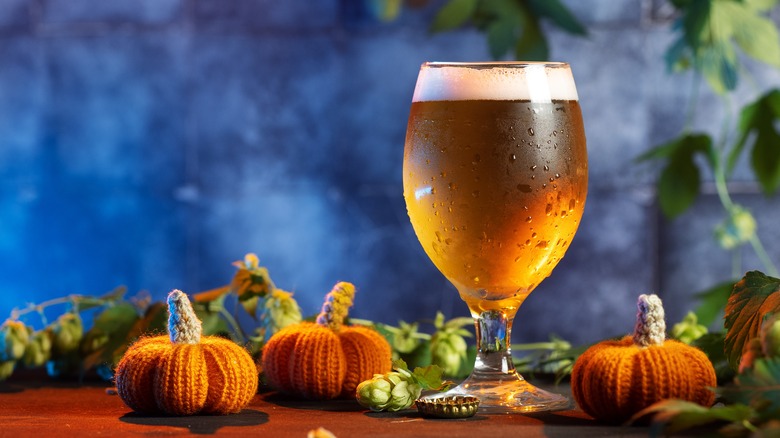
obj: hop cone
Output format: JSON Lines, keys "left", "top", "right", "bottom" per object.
{"left": 51, "top": 313, "right": 83, "bottom": 354}
{"left": 356, "top": 370, "right": 422, "bottom": 412}
{"left": 261, "top": 289, "right": 302, "bottom": 342}
{"left": 0, "top": 320, "right": 30, "bottom": 361}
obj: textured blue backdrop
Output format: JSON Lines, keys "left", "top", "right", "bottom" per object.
{"left": 2, "top": 0, "right": 780, "bottom": 346}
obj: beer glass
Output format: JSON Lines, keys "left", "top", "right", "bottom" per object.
{"left": 403, "top": 62, "right": 587, "bottom": 413}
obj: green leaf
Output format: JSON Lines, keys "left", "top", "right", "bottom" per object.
{"left": 720, "top": 358, "right": 780, "bottom": 417}
{"left": 728, "top": 5, "right": 780, "bottom": 67}
{"left": 193, "top": 294, "right": 231, "bottom": 337}
{"left": 412, "top": 364, "right": 450, "bottom": 391}
{"left": 697, "top": 41, "right": 738, "bottom": 94}
{"left": 632, "top": 399, "right": 755, "bottom": 433}
{"left": 744, "top": 0, "right": 779, "bottom": 11}
{"left": 693, "top": 332, "right": 735, "bottom": 383}
{"left": 658, "top": 151, "right": 701, "bottom": 218}
{"left": 694, "top": 280, "right": 738, "bottom": 327}
{"left": 680, "top": 0, "right": 711, "bottom": 49}
{"left": 487, "top": 19, "right": 517, "bottom": 59}
{"left": 725, "top": 271, "right": 780, "bottom": 370}
{"left": 515, "top": 16, "right": 548, "bottom": 61}
{"left": 641, "top": 134, "right": 714, "bottom": 218}
{"left": 748, "top": 90, "right": 780, "bottom": 194}
{"left": 80, "top": 303, "right": 140, "bottom": 370}
{"left": 430, "top": 0, "right": 478, "bottom": 33}
{"left": 528, "top": 0, "right": 586, "bottom": 36}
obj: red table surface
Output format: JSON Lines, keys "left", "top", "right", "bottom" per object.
{"left": 0, "top": 372, "right": 656, "bottom": 437}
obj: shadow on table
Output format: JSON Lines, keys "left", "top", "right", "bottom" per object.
{"left": 119, "top": 409, "right": 269, "bottom": 434}
{"left": 262, "top": 392, "right": 365, "bottom": 412}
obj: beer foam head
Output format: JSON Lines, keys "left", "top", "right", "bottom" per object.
{"left": 412, "top": 62, "right": 579, "bottom": 103}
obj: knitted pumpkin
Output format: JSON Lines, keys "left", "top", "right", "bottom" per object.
{"left": 571, "top": 294, "right": 716, "bottom": 424}
{"left": 115, "top": 290, "right": 258, "bottom": 416}
{"left": 261, "top": 282, "right": 392, "bottom": 400}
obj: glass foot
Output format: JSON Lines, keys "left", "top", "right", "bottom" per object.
{"left": 421, "top": 373, "right": 570, "bottom": 414}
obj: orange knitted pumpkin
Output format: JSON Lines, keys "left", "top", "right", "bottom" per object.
{"left": 115, "top": 290, "right": 258, "bottom": 416}
{"left": 261, "top": 282, "right": 392, "bottom": 400}
{"left": 571, "top": 294, "right": 716, "bottom": 424}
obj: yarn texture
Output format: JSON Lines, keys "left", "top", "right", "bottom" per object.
{"left": 570, "top": 294, "right": 716, "bottom": 424}
{"left": 261, "top": 282, "right": 392, "bottom": 400}
{"left": 114, "top": 290, "right": 258, "bottom": 416}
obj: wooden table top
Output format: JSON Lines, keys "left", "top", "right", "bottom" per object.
{"left": 0, "top": 373, "right": 656, "bottom": 437}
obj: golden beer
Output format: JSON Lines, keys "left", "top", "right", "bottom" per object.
{"left": 404, "top": 62, "right": 587, "bottom": 412}
{"left": 403, "top": 99, "right": 587, "bottom": 312}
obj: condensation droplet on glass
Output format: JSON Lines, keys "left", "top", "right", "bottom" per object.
{"left": 445, "top": 238, "right": 452, "bottom": 245}
{"left": 545, "top": 204, "right": 553, "bottom": 215}
{"left": 543, "top": 165, "right": 549, "bottom": 171}
{"left": 569, "top": 199, "right": 576, "bottom": 211}
{"left": 517, "top": 184, "right": 532, "bottom": 193}
{"left": 528, "top": 128, "right": 535, "bottom": 136}
{"left": 535, "top": 241, "right": 548, "bottom": 249}
{"left": 440, "top": 171, "right": 447, "bottom": 178}
{"left": 530, "top": 165, "right": 537, "bottom": 171}
{"left": 531, "top": 232, "right": 537, "bottom": 238}
{"left": 525, "top": 216, "right": 532, "bottom": 223}
{"left": 472, "top": 190, "right": 480, "bottom": 198}
{"left": 449, "top": 182, "right": 457, "bottom": 190}
{"left": 435, "top": 231, "right": 442, "bottom": 242}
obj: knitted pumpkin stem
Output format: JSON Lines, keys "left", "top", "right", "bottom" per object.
{"left": 167, "top": 289, "right": 202, "bottom": 344}
{"left": 633, "top": 294, "right": 665, "bottom": 347}
{"left": 315, "top": 282, "right": 355, "bottom": 332}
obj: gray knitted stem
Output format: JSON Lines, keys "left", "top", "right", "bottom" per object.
{"left": 633, "top": 294, "right": 665, "bottom": 347}
{"left": 167, "top": 289, "right": 202, "bottom": 344}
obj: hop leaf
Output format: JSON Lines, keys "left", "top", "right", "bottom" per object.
{"left": 355, "top": 359, "right": 450, "bottom": 412}
{"left": 725, "top": 271, "right": 780, "bottom": 370}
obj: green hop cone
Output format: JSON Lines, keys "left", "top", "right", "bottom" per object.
{"left": 23, "top": 329, "right": 53, "bottom": 368}
{"left": 0, "top": 360, "right": 15, "bottom": 381}
{"left": 261, "top": 289, "right": 302, "bottom": 342}
{"left": 356, "top": 370, "right": 422, "bottom": 412}
{"left": 671, "top": 311, "right": 708, "bottom": 345}
{"left": 760, "top": 313, "right": 780, "bottom": 358}
{"left": 430, "top": 312, "right": 472, "bottom": 377}
{"left": 0, "top": 320, "right": 31, "bottom": 361}
{"left": 714, "top": 205, "right": 756, "bottom": 250}
{"left": 355, "top": 359, "right": 450, "bottom": 412}
{"left": 51, "top": 313, "right": 83, "bottom": 355}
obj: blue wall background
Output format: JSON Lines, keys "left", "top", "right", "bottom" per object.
{"left": 2, "top": 0, "right": 780, "bottom": 345}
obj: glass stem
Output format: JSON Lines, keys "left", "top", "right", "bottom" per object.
{"left": 473, "top": 309, "right": 520, "bottom": 377}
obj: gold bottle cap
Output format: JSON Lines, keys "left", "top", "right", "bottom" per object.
{"left": 415, "top": 395, "right": 480, "bottom": 418}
